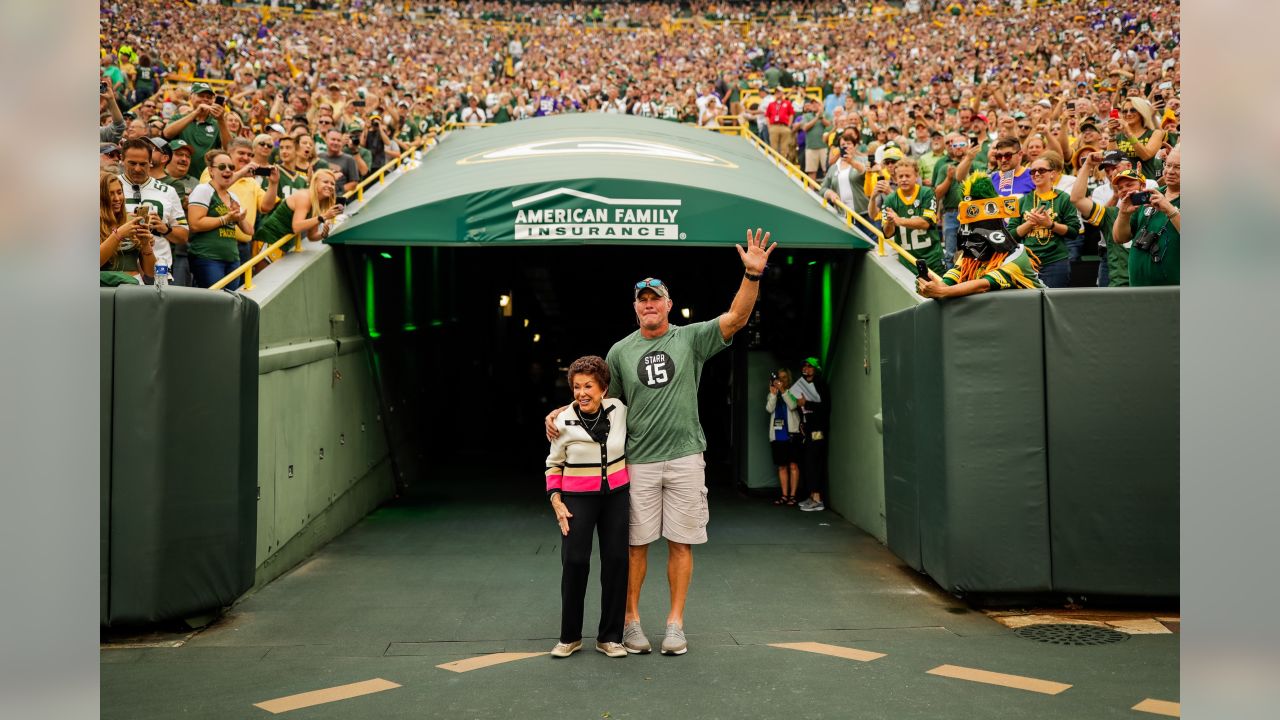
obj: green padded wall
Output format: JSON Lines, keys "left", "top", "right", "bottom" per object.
{"left": 912, "top": 292, "right": 1052, "bottom": 594}
{"left": 1043, "top": 288, "right": 1179, "bottom": 596}
{"left": 105, "top": 286, "right": 259, "bottom": 625}
{"left": 879, "top": 307, "right": 921, "bottom": 570}
{"left": 100, "top": 291, "right": 114, "bottom": 625}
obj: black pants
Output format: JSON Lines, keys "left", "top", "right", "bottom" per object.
{"left": 803, "top": 437, "right": 829, "bottom": 498}
{"left": 560, "top": 489, "right": 629, "bottom": 643}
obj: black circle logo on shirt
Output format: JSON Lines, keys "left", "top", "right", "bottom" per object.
{"left": 637, "top": 351, "right": 676, "bottom": 389}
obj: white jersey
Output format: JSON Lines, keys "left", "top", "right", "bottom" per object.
{"left": 119, "top": 174, "right": 187, "bottom": 268}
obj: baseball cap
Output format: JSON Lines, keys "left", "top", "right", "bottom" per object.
{"left": 1112, "top": 168, "right": 1146, "bottom": 183}
{"left": 268, "top": 123, "right": 286, "bottom": 134}
{"left": 100, "top": 143, "right": 120, "bottom": 156}
{"left": 802, "top": 357, "right": 823, "bottom": 372}
{"left": 972, "top": 113, "right": 988, "bottom": 123}
{"left": 881, "top": 146, "right": 906, "bottom": 162}
{"left": 633, "top": 277, "right": 670, "bottom": 299}
{"left": 190, "top": 81, "right": 214, "bottom": 96}
{"left": 1078, "top": 118, "right": 1101, "bottom": 133}
{"left": 1099, "top": 150, "right": 1127, "bottom": 167}
{"left": 168, "top": 139, "right": 193, "bottom": 154}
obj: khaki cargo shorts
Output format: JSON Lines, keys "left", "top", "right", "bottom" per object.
{"left": 628, "top": 453, "right": 709, "bottom": 546}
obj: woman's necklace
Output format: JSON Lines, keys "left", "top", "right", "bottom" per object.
{"left": 578, "top": 406, "right": 604, "bottom": 434}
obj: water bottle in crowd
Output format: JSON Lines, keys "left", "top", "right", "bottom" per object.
{"left": 155, "top": 264, "right": 170, "bottom": 288}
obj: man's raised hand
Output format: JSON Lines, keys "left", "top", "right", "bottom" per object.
{"left": 736, "top": 227, "right": 776, "bottom": 276}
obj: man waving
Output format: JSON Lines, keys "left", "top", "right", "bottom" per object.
{"left": 547, "top": 229, "right": 776, "bottom": 656}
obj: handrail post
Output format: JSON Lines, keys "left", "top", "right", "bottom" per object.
{"left": 243, "top": 262, "right": 253, "bottom": 290}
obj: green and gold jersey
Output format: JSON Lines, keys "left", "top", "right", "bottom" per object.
{"left": 884, "top": 185, "right": 945, "bottom": 275}
{"left": 1007, "top": 189, "right": 1080, "bottom": 266}
{"left": 942, "top": 245, "right": 1044, "bottom": 290}
{"left": 276, "top": 166, "right": 309, "bottom": 200}
{"left": 1115, "top": 129, "right": 1164, "bottom": 180}
{"left": 1082, "top": 200, "right": 1129, "bottom": 287}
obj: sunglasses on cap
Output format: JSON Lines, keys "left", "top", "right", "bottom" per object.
{"left": 635, "top": 278, "right": 666, "bottom": 291}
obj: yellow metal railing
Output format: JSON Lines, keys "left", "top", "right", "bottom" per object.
{"left": 729, "top": 122, "right": 942, "bottom": 281}
{"left": 209, "top": 137, "right": 432, "bottom": 291}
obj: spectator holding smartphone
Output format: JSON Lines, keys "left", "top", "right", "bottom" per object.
{"left": 820, "top": 129, "right": 869, "bottom": 216}
{"left": 1114, "top": 146, "right": 1180, "bottom": 287}
{"left": 163, "top": 83, "right": 231, "bottom": 178}
{"left": 1070, "top": 152, "right": 1139, "bottom": 288}
{"left": 119, "top": 138, "right": 188, "bottom": 278}
{"left": 186, "top": 151, "right": 254, "bottom": 289}
{"left": 99, "top": 173, "right": 154, "bottom": 284}
{"left": 1111, "top": 96, "right": 1167, "bottom": 180}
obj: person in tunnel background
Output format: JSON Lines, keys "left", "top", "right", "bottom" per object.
{"left": 766, "top": 367, "right": 802, "bottom": 507}
{"left": 544, "top": 356, "right": 631, "bottom": 659}
{"left": 546, "top": 228, "right": 777, "bottom": 656}
{"left": 789, "top": 358, "right": 830, "bottom": 512}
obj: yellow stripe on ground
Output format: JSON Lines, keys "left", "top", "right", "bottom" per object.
{"left": 926, "top": 664, "right": 1071, "bottom": 695}
{"left": 1132, "top": 698, "right": 1180, "bottom": 716}
{"left": 768, "top": 642, "right": 886, "bottom": 662}
{"left": 253, "top": 678, "right": 400, "bottom": 714}
{"left": 436, "top": 651, "right": 548, "bottom": 673}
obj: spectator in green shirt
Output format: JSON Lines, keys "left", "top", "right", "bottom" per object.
{"left": 162, "top": 82, "right": 231, "bottom": 178}
{"left": 1114, "top": 146, "right": 1180, "bottom": 286}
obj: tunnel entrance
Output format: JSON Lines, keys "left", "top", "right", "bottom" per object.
{"left": 344, "top": 244, "right": 852, "bottom": 502}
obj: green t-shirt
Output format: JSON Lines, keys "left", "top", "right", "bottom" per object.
{"left": 884, "top": 186, "right": 945, "bottom": 275}
{"left": 179, "top": 117, "right": 222, "bottom": 177}
{"left": 187, "top": 183, "right": 241, "bottom": 262}
{"left": 930, "top": 157, "right": 963, "bottom": 210}
{"left": 605, "top": 318, "right": 731, "bottom": 464}
{"left": 1082, "top": 200, "right": 1129, "bottom": 287}
{"left": 1126, "top": 190, "right": 1179, "bottom": 286}
{"left": 1115, "top": 129, "right": 1164, "bottom": 180}
{"left": 918, "top": 151, "right": 944, "bottom": 183}
{"left": 803, "top": 113, "right": 830, "bottom": 150}
{"left": 1008, "top": 190, "right": 1080, "bottom": 266}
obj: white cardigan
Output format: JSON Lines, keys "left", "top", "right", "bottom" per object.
{"left": 544, "top": 398, "right": 629, "bottom": 496}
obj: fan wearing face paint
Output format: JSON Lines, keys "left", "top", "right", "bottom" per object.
{"left": 916, "top": 172, "right": 1045, "bottom": 299}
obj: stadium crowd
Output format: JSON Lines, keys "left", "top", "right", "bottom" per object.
{"left": 99, "top": 0, "right": 1180, "bottom": 289}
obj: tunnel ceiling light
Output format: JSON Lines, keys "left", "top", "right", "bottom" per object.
{"left": 379, "top": 252, "right": 393, "bottom": 260}
{"left": 499, "top": 294, "right": 511, "bottom": 308}
{"left": 532, "top": 333, "right": 541, "bottom": 343}
{"left": 681, "top": 308, "right": 691, "bottom": 319}
{"left": 523, "top": 318, "right": 530, "bottom": 327}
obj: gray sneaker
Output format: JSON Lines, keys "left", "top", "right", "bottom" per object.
{"left": 800, "top": 500, "right": 825, "bottom": 512}
{"left": 622, "top": 621, "right": 652, "bottom": 654}
{"left": 797, "top": 498, "right": 816, "bottom": 510}
{"left": 660, "top": 623, "right": 688, "bottom": 655}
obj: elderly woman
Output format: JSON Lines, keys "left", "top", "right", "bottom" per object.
{"left": 544, "top": 356, "right": 630, "bottom": 659}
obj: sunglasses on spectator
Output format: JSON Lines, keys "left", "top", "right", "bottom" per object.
{"left": 1028, "top": 167, "right": 1053, "bottom": 176}
{"left": 256, "top": 141, "right": 273, "bottom": 148}
{"left": 991, "top": 152, "right": 1016, "bottom": 161}
{"left": 1018, "top": 124, "right": 1032, "bottom": 130}
{"left": 949, "top": 141, "right": 968, "bottom": 148}
{"left": 211, "top": 163, "right": 236, "bottom": 171}
{"left": 1121, "top": 107, "right": 1138, "bottom": 114}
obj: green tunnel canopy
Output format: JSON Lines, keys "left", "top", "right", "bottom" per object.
{"left": 329, "top": 114, "right": 873, "bottom": 249}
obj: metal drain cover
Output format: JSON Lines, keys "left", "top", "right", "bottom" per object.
{"left": 1014, "top": 623, "right": 1130, "bottom": 646}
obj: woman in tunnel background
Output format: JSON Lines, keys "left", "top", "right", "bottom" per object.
{"left": 544, "top": 356, "right": 631, "bottom": 658}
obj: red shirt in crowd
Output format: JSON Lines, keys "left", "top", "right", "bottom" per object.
{"left": 766, "top": 98, "right": 795, "bottom": 125}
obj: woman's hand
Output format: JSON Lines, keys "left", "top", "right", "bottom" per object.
{"left": 322, "top": 204, "right": 342, "bottom": 221}
{"left": 551, "top": 496, "right": 572, "bottom": 536}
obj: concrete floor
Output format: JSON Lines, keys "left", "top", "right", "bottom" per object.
{"left": 101, "top": 476, "right": 1179, "bottom": 719}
